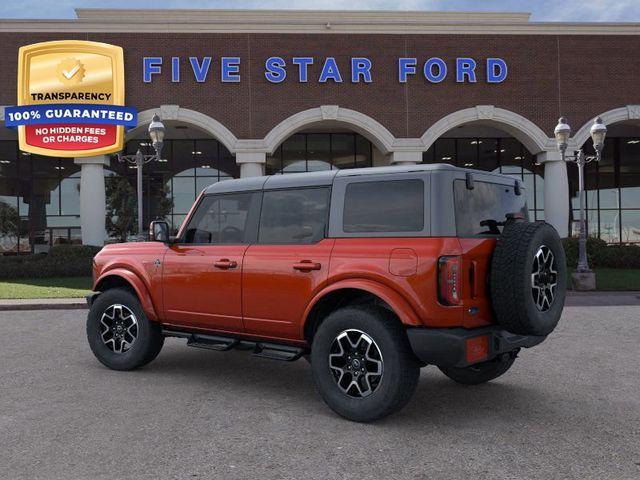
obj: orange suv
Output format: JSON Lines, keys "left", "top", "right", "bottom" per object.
{"left": 86, "top": 164, "right": 566, "bottom": 422}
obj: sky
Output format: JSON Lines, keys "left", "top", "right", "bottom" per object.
{"left": 0, "top": 0, "right": 639, "bottom": 22}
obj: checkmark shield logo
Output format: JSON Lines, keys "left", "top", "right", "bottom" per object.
{"left": 56, "top": 58, "right": 85, "bottom": 85}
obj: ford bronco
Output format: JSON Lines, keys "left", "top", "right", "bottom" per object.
{"left": 86, "top": 164, "right": 566, "bottom": 422}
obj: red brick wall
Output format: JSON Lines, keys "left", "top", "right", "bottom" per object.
{"left": 0, "top": 32, "right": 638, "bottom": 140}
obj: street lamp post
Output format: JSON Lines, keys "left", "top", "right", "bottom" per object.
{"left": 117, "top": 114, "right": 166, "bottom": 241}
{"left": 554, "top": 116, "right": 607, "bottom": 275}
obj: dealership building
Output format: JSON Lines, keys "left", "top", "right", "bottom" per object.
{"left": 0, "top": 8, "right": 639, "bottom": 251}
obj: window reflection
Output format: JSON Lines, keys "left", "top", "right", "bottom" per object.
{"left": 566, "top": 136, "right": 640, "bottom": 244}
{"left": 106, "top": 139, "right": 238, "bottom": 239}
{"left": 2, "top": 133, "right": 640, "bottom": 251}
{"left": 423, "top": 136, "right": 545, "bottom": 224}
{"left": 266, "top": 132, "right": 373, "bottom": 174}
{"left": 420, "top": 135, "right": 640, "bottom": 244}
{"left": 621, "top": 210, "right": 640, "bottom": 243}
{"left": 0, "top": 145, "right": 83, "bottom": 252}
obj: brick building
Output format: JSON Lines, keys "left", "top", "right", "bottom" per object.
{"left": 0, "top": 9, "right": 639, "bottom": 250}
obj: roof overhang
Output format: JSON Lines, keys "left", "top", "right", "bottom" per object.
{"left": 0, "top": 9, "right": 638, "bottom": 35}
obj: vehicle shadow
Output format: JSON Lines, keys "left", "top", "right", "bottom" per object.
{"left": 114, "top": 341, "right": 597, "bottom": 430}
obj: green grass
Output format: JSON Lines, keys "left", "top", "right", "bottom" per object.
{"left": 569, "top": 268, "right": 640, "bottom": 291}
{"left": 0, "top": 277, "right": 93, "bottom": 299}
{"left": 592, "top": 269, "right": 640, "bottom": 291}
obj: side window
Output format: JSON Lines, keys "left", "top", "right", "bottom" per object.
{"left": 259, "top": 188, "right": 330, "bottom": 244}
{"left": 182, "top": 192, "right": 259, "bottom": 244}
{"left": 454, "top": 180, "right": 529, "bottom": 236}
{"left": 343, "top": 179, "right": 424, "bottom": 233}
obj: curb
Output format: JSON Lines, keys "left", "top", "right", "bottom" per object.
{"left": 0, "top": 299, "right": 88, "bottom": 311}
{"left": 1, "top": 292, "right": 639, "bottom": 312}
{"left": 565, "top": 291, "right": 640, "bottom": 307}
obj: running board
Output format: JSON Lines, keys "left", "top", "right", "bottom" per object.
{"left": 188, "top": 334, "right": 238, "bottom": 351}
{"left": 162, "top": 328, "right": 305, "bottom": 362}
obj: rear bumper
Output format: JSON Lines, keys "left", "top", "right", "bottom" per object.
{"left": 406, "top": 326, "right": 546, "bottom": 368}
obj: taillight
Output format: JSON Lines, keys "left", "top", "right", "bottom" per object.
{"left": 438, "top": 256, "right": 461, "bottom": 305}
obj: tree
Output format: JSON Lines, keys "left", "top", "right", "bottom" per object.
{"left": 105, "top": 176, "right": 174, "bottom": 242}
{"left": 151, "top": 180, "right": 173, "bottom": 224}
{"left": 0, "top": 201, "right": 20, "bottom": 252}
{"left": 0, "top": 201, "right": 19, "bottom": 235}
{"left": 105, "top": 176, "right": 137, "bottom": 242}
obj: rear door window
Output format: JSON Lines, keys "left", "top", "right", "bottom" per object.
{"left": 343, "top": 179, "right": 424, "bottom": 233}
{"left": 258, "top": 188, "right": 330, "bottom": 244}
{"left": 454, "top": 180, "right": 528, "bottom": 236}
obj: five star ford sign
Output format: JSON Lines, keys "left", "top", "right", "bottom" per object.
{"left": 4, "top": 40, "right": 137, "bottom": 157}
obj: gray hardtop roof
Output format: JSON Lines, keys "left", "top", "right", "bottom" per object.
{"left": 202, "top": 163, "right": 519, "bottom": 195}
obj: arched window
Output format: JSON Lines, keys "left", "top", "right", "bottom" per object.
{"left": 266, "top": 133, "right": 373, "bottom": 174}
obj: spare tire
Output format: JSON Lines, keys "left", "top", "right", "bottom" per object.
{"left": 490, "top": 221, "right": 566, "bottom": 336}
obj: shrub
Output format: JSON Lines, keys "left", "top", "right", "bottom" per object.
{"left": 47, "top": 244, "right": 102, "bottom": 259}
{"left": 562, "top": 237, "right": 640, "bottom": 269}
{"left": 595, "top": 245, "right": 640, "bottom": 269}
{"left": 0, "top": 245, "right": 102, "bottom": 279}
{"left": 562, "top": 237, "right": 607, "bottom": 268}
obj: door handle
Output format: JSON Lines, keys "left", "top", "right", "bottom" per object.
{"left": 293, "top": 260, "right": 321, "bottom": 272}
{"left": 214, "top": 259, "right": 238, "bottom": 269}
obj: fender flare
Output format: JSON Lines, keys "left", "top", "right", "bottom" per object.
{"left": 94, "top": 268, "right": 159, "bottom": 321}
{"left": 301, "top": 279, "right": 422, "bottom": 338}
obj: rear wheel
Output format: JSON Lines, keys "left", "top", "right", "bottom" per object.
{"left": 439, "top": 353, "right": 516, "bottom": 385}
{"left": 87, "top": 288, "right": 164, "bottom": 371}
{"left": 310, "top": 306, "right": 420, "bottom": 422}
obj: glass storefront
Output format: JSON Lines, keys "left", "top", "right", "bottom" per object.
{"left": 266, "top": 133, "right": 373, "bottom": 174}
{"left": 115, "top": 138, "right": 239, "bottom": 237}
{"left": 422, "top": 137, "right": 546, "bottom": 222}
{"left": 421, "top": 135, "right": 640, "bottom": 244}
{"left": 0, "top": 140, "right": 81, "bottom": 254}
{"left": 571, "top": 137, "right": 640, "bottom": 244}
{"left": 0, "top": 138, "right": 238, "bottom": 252}
{"left": 1, "top": 132, "right": 639, "bottom": 253}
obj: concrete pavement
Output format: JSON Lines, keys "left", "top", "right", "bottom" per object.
{"left": 0, "top": 306, "right": 639, "bottom": 479}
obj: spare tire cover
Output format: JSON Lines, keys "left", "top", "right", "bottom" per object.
{"left": 490, "top": 221, "right": 567, "bottom": 336}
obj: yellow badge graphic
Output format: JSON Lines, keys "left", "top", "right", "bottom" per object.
{"left": 6, "top": 40, "right": 136, "bottom": 158}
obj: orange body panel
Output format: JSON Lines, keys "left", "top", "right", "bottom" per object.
{"left": 93, "top": 242, "right": 167, "bottom": 321}
{"left": 92, "top": 235, "right": 498, "bottom": 344}
{"left": 458, "top": 238, "right": 498, "bottom": 329}
{"left": 161, "top": 244, "right": 248, "bottom": 331}
{"left": 242, "top": 239, "right": 335, "bottom": 340}
{"left": 328, "top": 237, "right": 493, "bottom": 329}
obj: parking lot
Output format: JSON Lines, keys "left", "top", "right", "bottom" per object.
{"left": 1, "top": 305, "right": 639, "bottom": 480}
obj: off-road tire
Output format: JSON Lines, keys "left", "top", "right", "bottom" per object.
{"left": 87, "top": 288, "right": 164, "bottom": 371}
{"left": 490, "top": 221, "right": 567, "bottom": 336}
{"left": 310, "top": 306, "right": 420, "bottom": 422}
{"left": 439, "top": 354, "right": 516, "bottom": 385}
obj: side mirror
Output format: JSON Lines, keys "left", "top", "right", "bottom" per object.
{"left": 149, "top": 220, "right": 169, "bottom": 243}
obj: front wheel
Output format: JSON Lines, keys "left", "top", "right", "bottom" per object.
{"left": 87, "top": 288, "right": 164, "bottom": 371}
{"left": 310, "top": 306, "right": 420, "bottom": 422}
{"left": 438, "top": 353, "right": 516, "bottom": 385}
